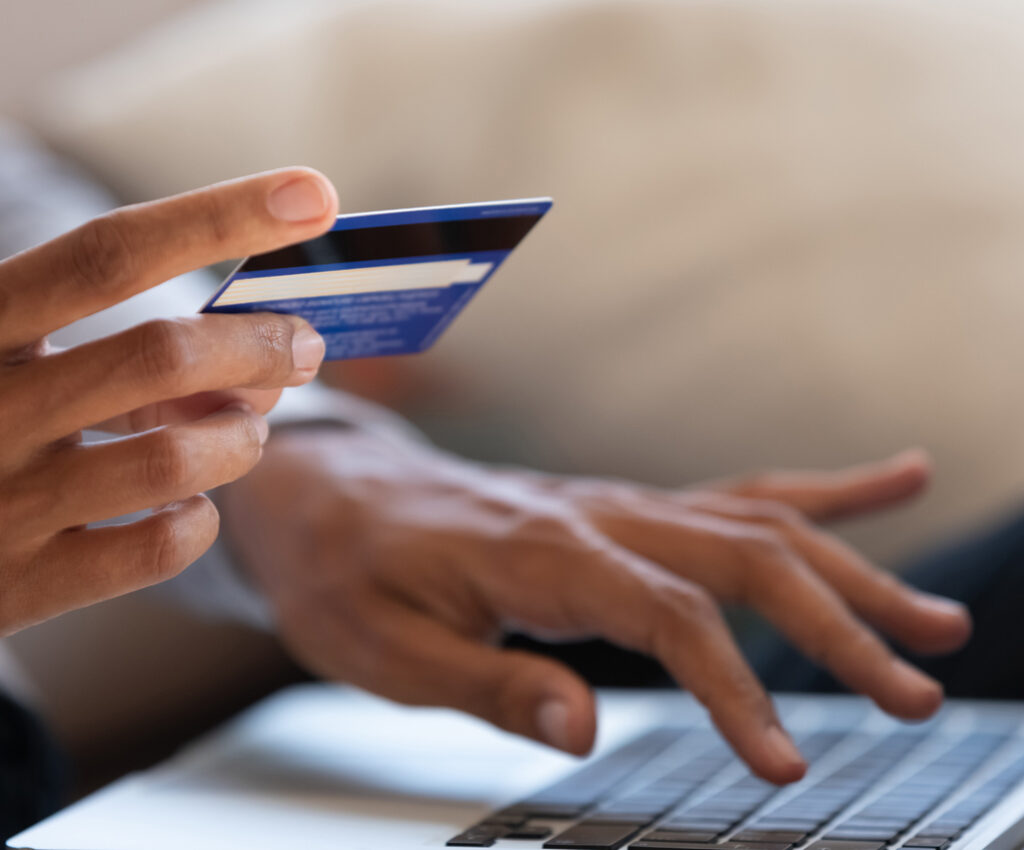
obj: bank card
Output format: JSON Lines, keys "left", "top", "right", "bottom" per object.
{"left": 201, "top": 197, "right": 552, "bottom": 359}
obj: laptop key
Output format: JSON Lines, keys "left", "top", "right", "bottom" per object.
{"left": 545, "top": 823, "right": 643, "bottom": 849}
{"left": 447, "top": 823, "right": 511, "bottom": 846}
{"left": 804, "top": 842, "right": 885, "bottom": 850}
{"left": 629, "top": 843, "right": 791, "bottom": 850}
{"left": 732, "top": 832, "right": 806, "bottom": 844}
{"left": 719, "top": 842, "right": 794, "bottom": 850}
{"left": 586, "top": 815, "right": 661, "bottom": 826}
{"left": 641, "top": 831, "right": 718, "bottom": 843}
{"left": 631, "top": 844, "right": 722, "bottom": 850}
{"left": 506, "top": 825, "right": 555, "bottom": 840}
{"left": 448, "top": 830, "right": 504, "bottom": 847}
{"left": 821, "top": 829, "right": 897, "bottom": 841}
{"left": 914, "top": 824, "right": 965, "bottom": 837}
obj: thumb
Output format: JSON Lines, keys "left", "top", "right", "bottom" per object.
{"left": 366, "top": 606, "right": 597, "bottom": 756}
{"left": 485, "top": 648, "right": 597, "bottom": 756}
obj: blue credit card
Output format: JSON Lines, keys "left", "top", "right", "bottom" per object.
{"left": 201, "top": 197, "right": 552, "bottom": 360}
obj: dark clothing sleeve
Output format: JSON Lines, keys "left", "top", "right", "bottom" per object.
{"left": 0, "top": 691, "right": 65, "bottom": 842}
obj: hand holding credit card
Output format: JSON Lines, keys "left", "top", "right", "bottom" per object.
{"left": 201, "top": 198, "right": 552, "bottom": 360}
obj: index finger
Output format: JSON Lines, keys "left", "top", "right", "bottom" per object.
{"left": 0, "top": 167, "right": 338, "bottom": 353}
{"left": 500, "top": 536, "right": 808, "bottom": 783}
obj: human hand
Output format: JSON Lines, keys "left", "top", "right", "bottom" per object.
{"left": 221, "top": 427, "right": 971, "bottom": 784}
{"left": 0, "top": 167, "right": 338, "bottom": 635}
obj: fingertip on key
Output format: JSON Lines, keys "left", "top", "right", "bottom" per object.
{"left": 885, "top": 659, "right": 944, "bottom": 721}
{"left": 761, "top": 725, "right": 807, "bottom": 784}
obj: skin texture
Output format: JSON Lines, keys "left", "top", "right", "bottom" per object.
{"left": 220, "top": 425, "right": 973, "bottom": 786}
{"left": 0, "top": 167, "right": 339, "bottom": 636}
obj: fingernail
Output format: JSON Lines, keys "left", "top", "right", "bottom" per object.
{"left": 267, "top": 176, "right": 331, "bottom": 222}
{"left": 537, "top": 699, "right": 571, "bottom": 751}
{"left": 764, "top": 725, "right": 805, "bottom": 773}
{"left": 253, "top": 415, "right": 270, "bottom": 445}
{"left": 292, "top": 324, "right": 326, "bottom": 374}
{"left": 916, "top": 593, "right": 969, "bottom": 620}
{"left": 889, "top": 447, "right": 930, "bottom": 470}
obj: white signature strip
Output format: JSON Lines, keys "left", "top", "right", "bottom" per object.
{"left": 213, "top": 259, "right": 493, "bottom": 306}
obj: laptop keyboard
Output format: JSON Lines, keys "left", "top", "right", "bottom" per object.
{"left": 447, "top": 720, "right": 1024, "bottom": 850}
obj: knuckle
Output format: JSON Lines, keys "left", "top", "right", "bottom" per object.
{"left": 568, "top": 478, "right": 633, "bottom": 512}
{"left": 146, "top": 513, "right": 191, "bottom": 582}
{"left": 701, "top": 663, "right": 762, "bottom": 713}
{"left": 191, "top": 188, "right": 235, "bottom": 250}
{"left": 731, "top": 529, "right": 799, "bottom": 601}
{"left": 657, "top": 583, "right": 719, "bottom": 633}
{"left": 734, "top": 527, "right": 790, "bottom": 565}
{"left": 509, "top": 508, "right": 584, "bottom": 546}
{"left": 647, "top": 582, "right": 723, "bottom": 668}
{"left": 745, "top": 498, "right": 804, "bottom": 528}
{"left": 248, "top": 315, "right": 295, "bottom": 382}
{"left": 800, "top": 610, "right": 851, "bottom": 666}
{"left": 68, "top": 212, "right": 136, "bottom": 294}
{"left": 144, "top": 498, "right": 219, "bottom": 584}
{"left": 133, "top": 319, "right": 200, "bottom": 391}
{"left": 234, "top": 414, "right": 264, "bottom": 456}
{"left": 143, "top": 429, "right": 197, "bottom": 494}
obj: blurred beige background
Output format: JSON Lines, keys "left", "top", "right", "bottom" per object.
{"left": 0, "top": 0, "right": 205, "bottom": 117}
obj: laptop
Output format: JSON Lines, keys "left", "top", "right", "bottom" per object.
{"left": 9, "top": 685, "right": 1024, "bottom": 850}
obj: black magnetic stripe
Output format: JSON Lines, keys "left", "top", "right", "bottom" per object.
{"left": 241, "top": 215, "right": 543, "bottom": 272}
